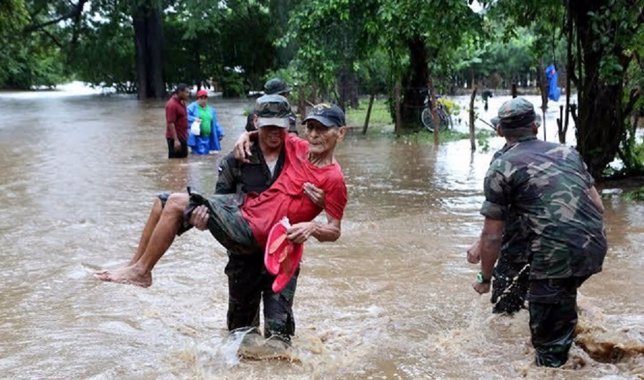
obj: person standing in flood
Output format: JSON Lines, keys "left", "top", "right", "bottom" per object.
{"left": 187, "top": 89, "right": 225, "bottom": 155}
{"left": 470, "top": 97, "right": 607, "bottom": 367}
{"left": 245, "top": 78, "right": 298, "bottom": 135}
{"left": 467, "top": 116, "right": 530, "bottom": 315}
{"left": 189, "top": 97, "right": 326, "bottom": 347}
{"left": 165, "top": 83, "right": 190, "bottom": 159}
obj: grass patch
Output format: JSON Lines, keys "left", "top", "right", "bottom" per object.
{"left": 623, "top": 187, "right": 644, "bottom": 201}
{"left": 346, "top": 98, "right": 393, "bottom": 128}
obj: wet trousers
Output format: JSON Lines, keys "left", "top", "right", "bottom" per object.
{"left": 491, "top": 252, "right": 529, "bottom": 314}
{"left": 226, "top": 251, "right": 299, "bottom": 341}
{"left": 527, "top": 277, "right": 587, "bottom": 367}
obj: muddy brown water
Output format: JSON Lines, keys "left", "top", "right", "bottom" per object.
{"left": 0, "top": 91, "right": 642, "bottom": 379}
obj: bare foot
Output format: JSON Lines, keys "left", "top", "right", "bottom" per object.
{"left": 94, "top": 265, "right": 152, "bottom": 287}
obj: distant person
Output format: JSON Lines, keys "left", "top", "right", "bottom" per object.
{"left": 187, "top": 89, "right": 225, "bottom": 155}
{"left": 94, "top": 96, "right": 348, "bottom": 291}
{"left": 469, "top": 98, "right": 607, "bottom": 367}
{"left": 481, "top": 90, "right": 493, "bottom": 111}
{"left": 245, "top": 78, "right": 298, "bottom": 134}
{"left": 165, "top": 83, "right": 190, "bottom": 158}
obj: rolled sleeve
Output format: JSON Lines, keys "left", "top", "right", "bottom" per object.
{"left": 480, "top": 200, "right": 507, "bottom": 220}
{"left": 481, "top": 163, "right": 510, "bottom": 220}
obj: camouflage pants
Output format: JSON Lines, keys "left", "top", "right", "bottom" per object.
{"left": 225, "top": 251, "right": 299, "bottom": 342}
{"left": 159, "top": 191, "right": 258, "bottom": 255}
{"left": 527, "top": 277, "right": 587, "bottom": 367}
{"left": 491, "top": 252, "right": 530, "bottom": 315}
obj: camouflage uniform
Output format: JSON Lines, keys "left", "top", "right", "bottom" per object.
{"left": 489, "top": 147, "right": 530, "bottom": 315}
{"left": 215, "top": 144, "right": 298, "bottom": 342}
{"left": 481, "top": 98, "right": 607, "bottom": 367}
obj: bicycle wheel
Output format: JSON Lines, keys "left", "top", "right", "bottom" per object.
{"left": 421, "top": 108, "right": 435, "bottom": 132}
{"left": 438, "top": 108, "right": 450, "bottom": 130}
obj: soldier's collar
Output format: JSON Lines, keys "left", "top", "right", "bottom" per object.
{"left": 246, "top": 144, "right": 262, "bottom": 164}
{"left": 517, "top": 135, "right": 537, "bottom": 142}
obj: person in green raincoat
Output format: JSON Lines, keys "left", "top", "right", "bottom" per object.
{"left": 187, "top": 89, "right": 225, "bottom": 154}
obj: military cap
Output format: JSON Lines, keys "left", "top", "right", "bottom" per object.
{"left": 255, "top": 95, "right": 291, "bottom": 128}
{"left": 264, "top": 78, "right": 291, "bottom": 95}
{"left": 497, "top": 98, "right": 537, "bottom": 129}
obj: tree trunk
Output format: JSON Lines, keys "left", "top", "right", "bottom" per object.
{"left": 469, "top": 86, "right": 478, "bottom": 151}
{"left": 428, "top": 78, "right": 439, "bottom": 145}
{"left": 538, "top": 60, "right": 548, "bottom": 142}
{"left": 337, "top": 68, "right": 360, "bottom": 111}
{"left": 570, "top": 0, "right": 629, "bottom": 179}
{"left": 133, "top": 0, "right": 165, "bottom": 99}
{"left": 561, "top": 3, "right": 574, "bottom": 145}
{"left": 394, "top": 81, "right": 402, "bottom": 135}
{"left": 362, "top": 93, "right": 375, "bottom": 135}
{"left": 400, "top": 37, "right": 429, "bottom": 130}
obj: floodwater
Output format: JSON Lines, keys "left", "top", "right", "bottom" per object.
{"left": 0, "top": 88, "right": 642, "bottom": 379}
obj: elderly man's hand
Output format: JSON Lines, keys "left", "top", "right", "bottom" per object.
{"left": 233, "top": 132, "right": 252, "bottom": 163}
{"left": 286, "top": 222, "right": 317, "bottom": 244}
{"left": 303, "top": 182, "right": 325, "bottom": 208}
{"left": 466, "top": 239, "right": 481, "bottom": 264}
{"left": 189, "top": 205, "right": 209, "bottom": 231}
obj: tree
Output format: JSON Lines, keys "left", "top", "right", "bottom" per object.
{"left": 377, "top": 0, "right": 481, "bottom": 131}
{"left": 132, "top": 0, "right": 165, "bottom": 99}
{"left": 0, "top": 0, "right": 74, "bottom": 89}
{"left": 282, "top": 0, "right": 380, "bottom": 109}
{"left": 484, "top": 0, "right": 643, "bottom": 179}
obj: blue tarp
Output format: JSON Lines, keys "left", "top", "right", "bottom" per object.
{"left": 545, "top": 64, "right": 561, "bottom": 102}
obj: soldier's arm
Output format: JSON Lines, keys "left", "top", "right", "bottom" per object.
{"left": 589, "top": 186, "right": 604, "bottom": 214}
{"left": 215, "top": 155, "right": 239, "bottom": 194}
{"left": 479, "top": 218, "right": 505, "bottom": 280}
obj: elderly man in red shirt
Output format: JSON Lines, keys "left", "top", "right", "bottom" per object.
{"left": 95, "top": 96, "right": 348, "bottom": 288}
{"left": 165, "top": 83, "right": 190, "bottom": 158}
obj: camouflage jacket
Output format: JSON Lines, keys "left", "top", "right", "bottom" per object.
{"left": 481, "top": 136, "right": 607, "bottom": 279}
{"left": 215, "top": 144, "right": 285, "bottom": 196}
{"left": 491, "top": 147, "right": 530, "bottom": 265}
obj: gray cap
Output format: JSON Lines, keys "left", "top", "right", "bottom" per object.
{"left": 255, "top": 95, "right": 291, "bottom": 128}
{"left": 497, "top": 98, "right": 537, "bottom": 129}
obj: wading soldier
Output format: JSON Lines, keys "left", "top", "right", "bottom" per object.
{"left": 471, "top": 98, "right": 607, "bottom": 367}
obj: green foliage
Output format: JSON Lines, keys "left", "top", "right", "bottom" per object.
{"left": 0, "top": 0, "right": 68, "bottom": 89}
{"left": 282, "top": 0, "right": 380, "bottom": 100}
{"left": 73, "top": 2, "right": 136, "bottom": 91}
{"left": 0, "top": 0, "right": 28, "bottom": 37}
{"left": 476, "top": 129, "right": 495, "bottom": 152}
{"left": 438, "top": 98, "right": 461, "bottom": 117}
{"left": 0, "top": 33, "right": 67, "bottom": 89}
{"left": 345, "top": 98, "right": 393, "bottom": 127}
{"left": 623, "top": 187, "right": 644, "bottom": 202}
{"left": 220, "top": 68, "right": 247, "bottom": 98}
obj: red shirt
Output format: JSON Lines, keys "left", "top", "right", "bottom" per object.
{"left": 165, "top": 95, "right": 188, "bottom": 140}
{"left": 241, "top": 135, "right": 348, "bottom": 247}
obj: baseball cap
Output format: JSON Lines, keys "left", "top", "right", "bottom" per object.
{"left": 264, "top": 78, "right": 291, "bottom": 95}
{"left": 197, "top": 89, "right": 208, "bottom": 98}
{"left": 490, "top": 116, "right": 500, "bottom": 130}
{"left": 302, "top": 103, "right": 346, "bottom": 127}
{"left": 255, "top": 95, "right": 291, "bottom": 129}
{"left": 497, "top": 98, "right": 537, "bottom": 129}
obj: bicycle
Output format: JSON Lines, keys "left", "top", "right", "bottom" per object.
{"left": 421, "top": 94, "right": 451, "bottom": 133}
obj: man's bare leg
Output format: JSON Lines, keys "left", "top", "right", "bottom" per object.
{"left": 128, "top": 198, "right": 163, "bottom": 265}
{"left": 94, "top": 193, "right": 190, "bottom": 287}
